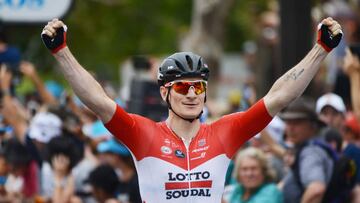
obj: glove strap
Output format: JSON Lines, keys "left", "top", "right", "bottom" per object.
{"left": 52, "top": 32, "right": 67, "bottom": 54}
{"left": 317, "top": 24, "right": 332, "bottom": 52}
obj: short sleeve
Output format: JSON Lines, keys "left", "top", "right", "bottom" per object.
{"left": 299, "top": 146, "right": 330, "bottom": 187}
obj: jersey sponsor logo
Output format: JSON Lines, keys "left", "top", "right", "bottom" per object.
{"left": 175, "top": 150, "right": 185, "bottom": 158}
{"left": 164, "top": 139, "right": 171, "bottom": 145}
{"left": 171, "top": 142, "right": 179, "bottom": 148}
{"left": 166, "top": 188, "right": 211, "bottom": 199}
{"left": 192, "top": 146, "right": 209, "bottom": 153}
{"left": 161, "top": 146, "right": 172, "bottom": 155}
{"left": 190, "top": 152, "right": 206, "bottom": 161}
{"left": 198, "top": 138, "right": 206, "bottom": 147}
{"left": 165, "top": 171, "right": 212, "bottom": 199}
{"left": 167, "top": 171, "right": 210, "bottom": 181}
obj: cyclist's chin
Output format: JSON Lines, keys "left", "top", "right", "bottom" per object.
{"left": 181, "top": 108, "right": 203, "bottom": 118}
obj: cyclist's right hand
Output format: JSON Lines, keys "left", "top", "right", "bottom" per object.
{"left": 41, "top": 19, "right": 68, "bottom": 54}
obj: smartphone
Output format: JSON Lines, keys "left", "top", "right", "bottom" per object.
{"left": 349, "top": 44, "right": 360, "bottom": 58}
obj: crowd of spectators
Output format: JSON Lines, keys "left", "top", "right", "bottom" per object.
{"left": 0, "top": 1, "right": 360, "bottom": 203}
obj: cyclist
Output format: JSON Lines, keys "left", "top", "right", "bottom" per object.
{"left": 41, "top": 17, "right": 342, "bottom": 203}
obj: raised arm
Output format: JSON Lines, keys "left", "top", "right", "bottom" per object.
{"left": 263, "top": 17, "right": 342, "bottom": 116}
{"left": 0, "top": 65, "right": 28, "bottom": 143}
{"left": 343, "top": 48, "right": 360, "bottom": 121}
{"left": 20, "top": 61, "right": 58, "bottom": 105}
{"left": 41, "top": 19, "right": 116, "bottom": 122}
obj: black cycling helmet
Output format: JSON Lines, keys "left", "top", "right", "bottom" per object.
{"left": 157, "top": 52, "right": 210, "bottom": 86}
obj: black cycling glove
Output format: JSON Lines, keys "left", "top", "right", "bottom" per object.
{"left": 41, "top": 25, "right": 67, "bottom": 54}
{"left": 317, "top": 23, "right": 342, "bottom": 52}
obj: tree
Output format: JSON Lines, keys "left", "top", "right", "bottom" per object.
{"left": 180, "top": 0, "right": 235, "bottom": 96}
{"left": 4, "top": 0, "right": 269, "bottom": 87}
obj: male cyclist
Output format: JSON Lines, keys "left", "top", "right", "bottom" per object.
{"left": 40, "top": 17, "right": 342, "bottom": 203}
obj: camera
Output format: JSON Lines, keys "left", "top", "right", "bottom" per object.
{"left": 131, "top": 55, "right": 151, "bottom": 71}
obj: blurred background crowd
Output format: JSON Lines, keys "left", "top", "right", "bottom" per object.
{"left": 1, "top": 0, "right": 360, "bottom": 202}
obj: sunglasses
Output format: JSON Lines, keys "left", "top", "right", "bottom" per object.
{"left": 165, "top": 80, "right": 207, "bottom": 95}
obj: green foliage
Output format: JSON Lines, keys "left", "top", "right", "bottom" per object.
{"left": 5, "top": 0, "right": 269, "bottom": 83}
{"left": 64, "top": 0, "right": 192, "bottom": 80}
{"left": 226, "top": 0, "right": 270, "bottom": 51}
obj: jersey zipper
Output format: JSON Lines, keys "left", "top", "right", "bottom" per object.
{"left": 181, "top": 137, "right": 192, "bottom": 203}
{"left": 164, "top": 122, "right": 196, "bottom": 203}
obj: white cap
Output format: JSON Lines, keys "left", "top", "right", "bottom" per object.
{"left": 29, "top": 112, "right": 62, "bottom": 143}
{"left": 316, "top": 93, "right": 346, "bottom": 114}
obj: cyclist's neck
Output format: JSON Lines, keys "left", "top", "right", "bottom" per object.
{"left": 165, "top": 116, "right": 201, "bottom": 142}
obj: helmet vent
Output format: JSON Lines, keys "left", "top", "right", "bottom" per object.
{"left": 174, "top": 60, "right": 185, "bottom": 71}
{"left": 185, "top": 55, "right": 193, "bottom": 70}
{"left": 197, "top": 59, "right": 203, "bottom": 70}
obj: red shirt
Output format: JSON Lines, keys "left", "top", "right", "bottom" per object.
{"left": 105, "top": 99, "right": 272, "bottom": 203}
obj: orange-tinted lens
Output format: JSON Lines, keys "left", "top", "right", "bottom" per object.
{"left": 172, "top": 82, "right": 191, "bottom": 95}
{"left": 172, "top": 81, "right": 206, "bottom": 95}
{"left": 193, "top": 81, "right": 206, "bottom": 95}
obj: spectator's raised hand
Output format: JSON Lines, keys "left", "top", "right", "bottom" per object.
{"left": 20, "top": 60, "right": 58, "bottom": 105}
{"left": 20, "top": 61, "right": 37, "bottom": 79}
{"left": 0, "top": 64, "right": 12, "bottom": 92}
{"left": 343, "top": 48, "right": 360, "bottom": 75}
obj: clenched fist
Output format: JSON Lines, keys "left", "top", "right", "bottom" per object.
{"left": 41, "top": 19, "right": 68, "bottom": 54}
{"left": 317, "top": 17, "right": 343, "bottom": 52}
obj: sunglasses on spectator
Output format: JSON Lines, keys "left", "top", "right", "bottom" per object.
{"left": 165, "top": 80, "right": 207, "bottom": 95}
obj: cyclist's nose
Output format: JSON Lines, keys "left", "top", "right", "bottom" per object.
{"left": 186, "top": 86, "right": 197, "bottom": 96}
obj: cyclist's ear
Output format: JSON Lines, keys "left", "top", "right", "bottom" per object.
{"left": 160, "top": 86, "right": 168, "bottom": 101}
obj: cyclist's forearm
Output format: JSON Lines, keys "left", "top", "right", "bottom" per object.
{"left": 53, "top": 47, "right": 116, "bottom": 122}
{"left": 264, "top": 44, "right": 327, "bottom": 116}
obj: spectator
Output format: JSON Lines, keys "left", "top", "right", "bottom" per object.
{"left": 57, "top": 108, "right": 98, "bottom": 199}
{"left": 40, "top": 136, "right": 81, "bottom": 203}
{"left": 222, "top": 147, "right": 282, "bottom": 203}
{"left": 343, "top": 48, "right": 360, "bottom": 122}
{"left": 279, "top": 97, "right": 333, "bottom": 203}
{"left": 0, "top": 26, "right": 21, "bottom": 97}
{"left": 28, "top": 111, "right": 62, "bottom": 162}
{"left": 0, "top": 149, "right": 9, "bottom": 202}
{"left": 97, "top": 139, "right": 141, "bottom": 203}
{"left": 321, "top": 127, "right": 343, "bottom": 153}
{"left": 342, "top": 43, "right": 360, "bottom": 203}
{"left": 0, "top": 61, "right": 64, "bottom": 168}
{"left": 3, "top": 138, "right": 39, "bottom": 201}
{"left": 316, "top": 92, "right": 346, "bottom": 132}
{"left": 87, "top": 164, "right": 121, "bottom": 203}
{"left": 342, "top": 113, "right": 360, "bottom": 182}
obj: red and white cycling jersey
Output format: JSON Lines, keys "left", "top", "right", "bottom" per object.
{"left": 105, "top": 99, "right": 272, "bottom": 203}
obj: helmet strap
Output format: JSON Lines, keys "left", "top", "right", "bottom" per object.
{"left": 165, "top": 87, "right": 203, "bottom": 123}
